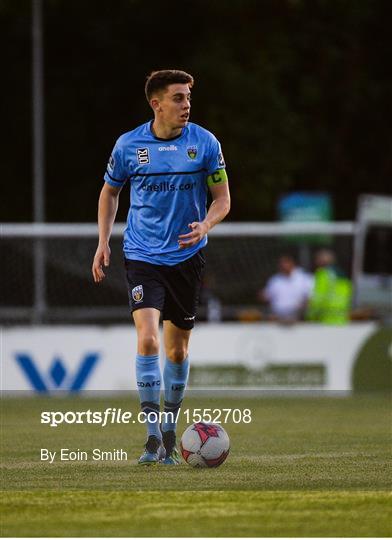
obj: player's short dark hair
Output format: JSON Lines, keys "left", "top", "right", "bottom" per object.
{"left": 145, "top": 70, "right": 194, "bottom": 101}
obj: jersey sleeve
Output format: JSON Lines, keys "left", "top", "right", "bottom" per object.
{"left": 104, "top": 139, "right": 128, "bottom": 188}
{"left": 205, "top": 135, "right": 228, "bottom": 187}
{"left": 205, "top": 135, "right": 226, "bottom": 174}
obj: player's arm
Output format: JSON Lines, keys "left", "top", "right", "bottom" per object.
{"left": 203, "top": 177, "right": 231, "bottom": 231}
{"left": 92, "top": 182, "right": 122, "bottom": 283}
{"left": 258, "top": 281, "right": 271, "bottom": 303}
{"left": 178, "top": 169, "right": 230, "bottom": 249}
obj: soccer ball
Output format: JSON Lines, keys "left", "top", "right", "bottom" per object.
{"left": 180, "top": 422, "right": 230, "bottom": 467}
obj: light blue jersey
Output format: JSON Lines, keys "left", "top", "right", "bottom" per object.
{"left": 104, "top": 121, "right": 226, "bottom": 265}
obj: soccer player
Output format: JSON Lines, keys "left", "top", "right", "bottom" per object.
{"left": 92, "top": 70, "right": 230, "bottom": 465}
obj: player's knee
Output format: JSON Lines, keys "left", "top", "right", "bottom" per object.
{"left": 167, "top": 346, "right": 188, "bottom": 364}
{"left": 138, "top": 334, "right": 159, "bottom": 356}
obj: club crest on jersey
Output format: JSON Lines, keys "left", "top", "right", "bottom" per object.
{"left": 132, "top": 285, "right": 143, "bottom": 303}
{"left": 187, "top": 146, "right": 198, "bottom": 159}
{"left": 137, "top": 148, "right": 150, "bottom": 165}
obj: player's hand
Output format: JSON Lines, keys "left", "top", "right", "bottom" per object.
{"left": 178, "top": 222, "right": 209, "bottom": 249}
{"left": 92, "top": 243, "right": 111, "bottom": 283}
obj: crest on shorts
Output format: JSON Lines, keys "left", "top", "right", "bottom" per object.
{"left": 187, "top": 146, "right": 197, "bottom": 159}
{"left": 132, "top": 285, "right": 143, "bottom": 303}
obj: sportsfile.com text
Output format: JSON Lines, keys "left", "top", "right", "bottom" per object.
{"left": 41, "top": 407, "right": 252, "bottom": 427}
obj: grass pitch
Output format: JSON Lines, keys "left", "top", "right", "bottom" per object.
{"left": 1, "top": 394, "right": 391, "bottom": 536}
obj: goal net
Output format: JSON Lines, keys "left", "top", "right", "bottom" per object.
{"left": 1, "top": 222, "right": 354, "bottom": 324}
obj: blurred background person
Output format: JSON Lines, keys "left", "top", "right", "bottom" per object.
{"left": 258, "top": 254, "right": 313, "bottom": 323}
{"left": 307, "top": 249, "right": 352, "bottom": 325}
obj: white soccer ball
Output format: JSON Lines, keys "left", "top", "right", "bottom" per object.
{"left": 180, "top": 422, "right": 230, "bottom": 468}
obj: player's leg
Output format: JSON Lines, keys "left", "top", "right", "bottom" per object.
{"left": 124, "top": 259, "right": 165, "bottom": 465}
{"left": 161, "top": 321, "right": 191, "bottom": 464}
{"left": 160, "top": 251, "right": 205, "bottom": 464}
{"left": 133, "top": 307, "right": 165, "bottom": 464}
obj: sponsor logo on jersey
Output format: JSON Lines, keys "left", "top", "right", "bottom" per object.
{"left": 132, "top": 285, "right": 143, "bottom": 302}
{"left": 218, "top": 152, "right": 225, "bottom": 167}
{"left": 142, "top": 181, "right": 196, "bottom": 193}
{"left": 136, "top": 148, "right": 150, "bottom": 164}
{"left": 187, "top": 146, "right": 198, "bottom": 159}
{"left": 158, "top": 145, "right": 178, "bottom": 151}
{"left": 108, "top": 154, "right": 115, "bottom": 171}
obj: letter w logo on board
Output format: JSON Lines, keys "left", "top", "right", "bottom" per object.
{"left": 15, "top": 353, "right": 100, "bottom": 393}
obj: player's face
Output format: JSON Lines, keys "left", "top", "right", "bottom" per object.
{"left": 155, "top": 84, "right": 191, "bottom": 128}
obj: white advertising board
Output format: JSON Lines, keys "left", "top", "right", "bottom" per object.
{"left": 1, "top": 323, "right": 377, "bottom": 393}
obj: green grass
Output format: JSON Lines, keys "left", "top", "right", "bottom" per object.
{"left": 2, "top": 490, "right": 391, "bottom": 537}
{"left": 1, "top": 395, "right": 391, "bottom": 536}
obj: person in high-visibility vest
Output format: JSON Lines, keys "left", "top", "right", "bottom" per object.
{"left": 307, "top": 249, "right": 352, "bottom": 324}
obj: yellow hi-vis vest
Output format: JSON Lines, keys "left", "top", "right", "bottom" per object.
{"left": 307, "top": 267, "right": 352, "bottom": 324}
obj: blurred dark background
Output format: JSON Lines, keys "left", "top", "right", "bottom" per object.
{"left": 1, "top": 0, "right": 391, "bottom": 223}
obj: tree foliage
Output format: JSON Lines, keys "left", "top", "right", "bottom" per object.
{"left": 1, "top": 0, "right": 390, "bottom": 222}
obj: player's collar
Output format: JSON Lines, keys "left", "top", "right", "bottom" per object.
{"left": 148, "top": 120, "right": 187, "bottom": 141}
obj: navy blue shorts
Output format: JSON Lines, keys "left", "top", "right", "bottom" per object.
{"left": 124, "top": 250, "right": 205, "bottom": 330}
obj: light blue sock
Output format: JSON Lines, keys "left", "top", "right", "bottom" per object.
{"left": 162, "top": 356, "right": 190, "bottom": 433}
{"left": 135, "top": 354, "right": 161, "bottom": 439}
